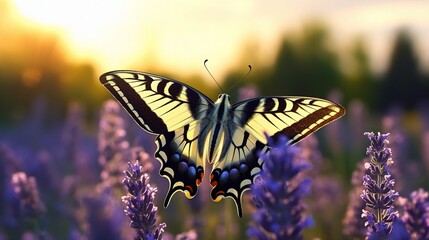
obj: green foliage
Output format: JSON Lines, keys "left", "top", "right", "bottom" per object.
{"left": 380, "top": 30, "right": 428, "bottom": 110}
{"left": 262, "top": 23, "right": 342, "bottom": 98}
{"left": 2, "top": 21, "right": 429, "bottom": 126}
{"left": 342, "top": 38, "right": 378, "bottom": 110}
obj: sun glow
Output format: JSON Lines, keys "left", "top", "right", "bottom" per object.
{"left": 11, "top": 0, "right": 144, "bottom": 69}
{"left": 9, "top": 0, "right": 429, "bottom": 77}
{"left": 13, "top": 0, "right": 121, "bottom": 29}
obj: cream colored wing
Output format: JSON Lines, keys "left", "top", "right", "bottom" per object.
{"left": 231, "top": 96, "right": 345, "bottom": 145}
{"left": 100, "top": 70, "right": 213, "bottom": 134}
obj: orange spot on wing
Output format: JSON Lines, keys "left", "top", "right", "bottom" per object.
{"left": 196, "top": 172, "right": 204, "bottom": 185}
{"left": 184, "top": 191, "right": 192, "bottom": 199}
{"left": 184, "top": 186, "right": 194, "bottom": 199}
{"left": 213, "top": 192, "right": 225, "bottom": 202}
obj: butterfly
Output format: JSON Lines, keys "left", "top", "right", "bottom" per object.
{"left": 100, "top": 70, "right": 345, "bottom": 217}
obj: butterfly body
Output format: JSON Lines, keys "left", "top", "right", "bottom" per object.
{"left": 100, "top": 70, "right": 345, "bottom": 217}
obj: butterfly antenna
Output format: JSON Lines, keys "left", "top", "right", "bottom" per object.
{"left": 204, "top": 59, "right": 224, "bottom": 92}
{"left": 226, "top": 64, "right": 252, "bottom": 93}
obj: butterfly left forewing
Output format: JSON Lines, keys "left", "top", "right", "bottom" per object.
{"left": 231, "top": 96, "right": 345, "bottom": 145}
{"left": 100, "top": 70, "right": 213, "bottom": 134}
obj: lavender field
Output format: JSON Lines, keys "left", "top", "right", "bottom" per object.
{"left": 2, "top": 1, "right": 429, "bottom": 238}
{"left": 1, "top": 91, "right": 429, "bottom": 239}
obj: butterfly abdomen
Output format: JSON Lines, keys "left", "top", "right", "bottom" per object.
{"left": 204, "top": 94, "right": 232, "bottom": 164}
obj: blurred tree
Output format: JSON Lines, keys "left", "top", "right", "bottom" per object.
{"left": 343, "top": 38, "right": 377, "bottom": 110}
{"left": 380, "top": 30, "right": 427, "bottom": 110}
{"left": 0, "top": 27, "right": 106, "bottom": 125}
{"left": 260, "top": 22, "right": 342, "bottom": 98}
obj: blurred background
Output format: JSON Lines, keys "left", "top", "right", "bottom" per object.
{"left": 1, "top": 0, "right": 429, "bottom": 239}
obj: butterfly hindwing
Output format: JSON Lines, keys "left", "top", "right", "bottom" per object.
{"left": 209, "top": 124, "right": 269, "bottom": 217}
{"left": 100, "top": 70, "right": 213, "bottom": 134}
{"left": 155, "top": 120, "right": 208, "bottom": 207}
{"left": 231, "top": 96, "right": 345, "bottom": 145}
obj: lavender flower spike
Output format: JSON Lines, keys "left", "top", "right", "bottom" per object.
{"left": 122, "top": 161, "right": 166, "bottom": 240}
{"left": 361, "top": 132, "right": 399, "bottom": 239}
{"left": 401, "top": 188, "right": 429, "bottom": 239}
{"left": 11, "top": 172, "right": 46, "bottom": 218}
{"left": 247, "top": 136, "right": 313, "bottom": 240}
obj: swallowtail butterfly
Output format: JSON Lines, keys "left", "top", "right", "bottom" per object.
{"left": 100, "top": 70, "right": 345, "bottom": 217}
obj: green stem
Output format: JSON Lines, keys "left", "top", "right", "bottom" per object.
{"left": 376, "top": 161, "right": 382, "bottom": 223}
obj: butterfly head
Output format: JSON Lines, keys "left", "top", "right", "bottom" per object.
{"left": 216, "top": 93, "right": 231, "bottom": 104}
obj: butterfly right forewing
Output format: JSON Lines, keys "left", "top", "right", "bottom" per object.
{"left": 231, "top": 96, "right": 345, "bottom": 145}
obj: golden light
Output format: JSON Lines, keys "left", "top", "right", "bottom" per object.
{"left": 13, "top": 0, "right": 121, "bottom": 32}
{"left": 9, "top": 0, "right": 429, "bottom": 78}
{"left": 11, "top": 0, "right": 147, "bottom": 71}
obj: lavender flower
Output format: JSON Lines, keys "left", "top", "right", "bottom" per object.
{"left": 361, "top": 132, "right": 399, "bottom": 239}
{"left": 237, "top": 85, "right": 259, "bottom": 102}
{"left": 11, "top": 172, "right": 46, "bottom": 218}
{"left": 247, "top": 136, "right": 312, "bottom": 240}
{"left": 400, "top": 188, "right": 429, "bottom": 239}
{"left": 175, "top": 229, "right": 198, "bottom": 240}
{"left": 83, "top": 195, "right": 122, "bottom": 240}
{"left": 122, "top": 161, "right": 166, "bottom": 240}
{"left": 98, "top": 100, "right": 130, "bottom": 193}
{"left": 343, "top": 162, "right": 367, "bottom": 239}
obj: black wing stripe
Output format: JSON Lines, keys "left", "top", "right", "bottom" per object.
{"left": 100, "top": 71, "right": 214, "bottom": 133}
{"left": 100, "top": 74, "right": 168, "bottom": 133}
{"left": 168, "top": 82, "right": 183, "bottom": 98}
{"left": 274, "top": 106, "right": 342, "bottom": 145}
{"left": 232, "top": 97, "right": 345, "bottom": 145}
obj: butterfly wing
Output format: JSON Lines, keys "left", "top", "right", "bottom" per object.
{"left": 100, "top": 70, "right": 214, "bottom": 134}
{"left": 209, "top": 124, "right": 269, "bottom": 217}
{"left": 155, "top": 119, "right": 212, "bottom": 207}
{"left": 209, "top": 96, "right": 345, "bottom": 216}
{"left": 100, "top": 70, "right": 213, "bottom": 206}
{"left": 231, "top": 96, "right": 345, "bottom": 145}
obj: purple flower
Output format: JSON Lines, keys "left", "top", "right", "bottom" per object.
{"left": 343, "top": 162, "right": 367, "bottom": 239}
{"left": 11, "top": 172, "right": 45, "bottom": 218}
{"left": 122, "top": 161, "right": 166, "bottom": 240}
{"left": 98, "top": 100, "right": 130, "bottom": 192}
{"left": 400, "top": 188, "right": 429, "bottom": 239}
{"left": 237, "top": 85, "right": 259, "bottom": 102}
{"left": 247, "top": 136, "right": 312, "bottom": 240}
{"left": 361, "top": 132, "right": 399, "bottom": 238}
{"left": 175, "top": 229, "right": 198, "bottom": 240}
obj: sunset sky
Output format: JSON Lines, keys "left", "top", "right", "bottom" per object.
{"left": 8, "top": 0, "right": 429, "bottom": 80}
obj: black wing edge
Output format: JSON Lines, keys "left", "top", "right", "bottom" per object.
{"left": 99, "top": 71, "right": 169, "bottom": 133}
{"left": 273, "top": 101, "right": 346, "bottom": 145}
